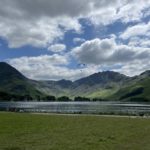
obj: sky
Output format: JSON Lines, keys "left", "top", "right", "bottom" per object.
{"left": 0, "top": 0, "right": 150, "bottom": 81}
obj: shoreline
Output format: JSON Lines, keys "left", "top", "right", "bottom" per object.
{"left": 1, "top": 110, "right": 150, "bottom": 118}
{"left": 1, "top": 111, "right": 150, "bottom": 119}
{"left": 30, "top": 112, "right": 150, "bottom": 119}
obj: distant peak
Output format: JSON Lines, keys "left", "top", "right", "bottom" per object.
{"left": 140, "top": 70, "right": 150, "bottom": 77}
{"left": 92, "top": 70, "right": 127, "bottom": 77}
{"left": 0, "top": 61, "right": 26, "bottom": 80}
{"left": 0, "top": 62, "right": 16, "bottom": 69}
{"left": 0, "top": 62, "right": 9, "bottom": 66}
{"left": 58, "top": 79, "right": 72, "bottom": 82}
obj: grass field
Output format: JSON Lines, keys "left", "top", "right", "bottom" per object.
{"left": 0, "top": 113, "right": 150, "bottom": 150}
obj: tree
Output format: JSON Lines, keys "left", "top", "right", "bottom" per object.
{"left": 74, "top": 96, "right": 90, "bottom": 101}
{"left": 92, "top": 98, "right": 103, "bottom": 101}
{"left": 0, "top": 91, "right": 11, "bottom": 101}
{"left": 57, "top": 96, "right": 71, "bottom": 101}
{"left": 43, "top": 95, "right": 56, "bottom": 101}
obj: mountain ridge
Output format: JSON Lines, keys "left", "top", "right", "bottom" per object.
{"left": 0, "top": 62, "right": 149, "bottom": 101}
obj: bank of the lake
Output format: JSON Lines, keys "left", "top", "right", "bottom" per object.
{"left": 1, "top": 101, "right": 150, "bottom": 116}
{"left": 0, "top": 112, "right": 150, "bottom": 150}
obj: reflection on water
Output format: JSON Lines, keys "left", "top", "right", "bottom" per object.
{"left": 1, "top": 101, "right": 150, "bottom": 115}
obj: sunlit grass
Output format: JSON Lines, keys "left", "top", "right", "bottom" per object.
{"left": 0, "top": 112, "right": 150, "bottom": 150}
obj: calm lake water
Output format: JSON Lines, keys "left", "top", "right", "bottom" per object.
{"left": 1, "top": 101, "right": 150, "bottom": 115}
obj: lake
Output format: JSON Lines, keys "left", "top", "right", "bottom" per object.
{"left": 1, "top": 101, "right": 150, "bottom": 115}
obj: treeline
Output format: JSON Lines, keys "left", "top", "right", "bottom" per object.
{"left": 0, "top": 91, "right": 35, "bottom": 101}
{"left": 41, "top": 96, "right": 103, "bottom": 101}
{"left": 0, "top": 91, "right": 105, "bottom": 102}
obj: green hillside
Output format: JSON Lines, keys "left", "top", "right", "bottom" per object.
{"left": 110, "top": 75, "right": 150, "bottom": 101}
{"left": 0, "top": 62, "right": 44, "bottom": 100}
{"left": 35, "top": 71, "right": 129, "bottom": 99}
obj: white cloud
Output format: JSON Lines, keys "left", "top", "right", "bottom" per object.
{"left": 0, "top": 16, "right": 81, "bottom": 48}
{"left": 72, "top": 38, "right": 115, "bottom": 65}
{"left": 7, "top": 35, "right": 150, "bottom": 80}
{"left": 73, "top": 38, "right": 85, "bottom": 44}
{"left": 8, "top": 54, "right": 69, "bottom": 67}
{"left": 72, "top": 37, "right": 150, "bottom": 65}
{"left": 140, "top": 40, "right": 150, "bottom": 47}
{"left": 113, "top": 59, "right": 150, "bottom": 76}
{"left": 116, "top": 0, "right": 150, "bottom": 23}
{"left": 48, "top": 44, "right": 66, "bottom": 53}
{"left": 128, "top": 37, "right": 150, "bottom": 48}
{"left": 120, "top": 21, "right": 150, "bottom": 39}
{"left": 88, "top": 0, "right": 150, "bottom": 25}
{"left": 7, "top": 55, "right": 99, "bottom": 81}
{"left": 0, "top": 0, "right": 150, "bottom": 48}
{"left": 1, "top": 0, "right": 150, "bottom": 79}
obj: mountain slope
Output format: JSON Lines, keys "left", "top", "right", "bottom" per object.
{"left": 110, "top": 71, "right": 150, "bottom": 101}
{"left": 74, "top": 71, "right": 129, "bottom": 86}
{"left": 0, "top": 62, "right": 149, "bottom": 101}
{"left": 70, "top": 71, "right": 129, "bottom": 98}
{"left": 35, "top": 71, "right": 130, "bottom": 98}
{"left": 34, "top": 70, "right": 150, "bottom": 100}
{"left": 0, "top": 62, "right": 43, "bottom": 99}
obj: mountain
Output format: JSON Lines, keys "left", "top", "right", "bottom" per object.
{"left": 31, "top": 70, "right": 150, "bottom": 101}
{"left": 0, "top": 62, "right": 43, "bottom": 100}
{"left": 0, "top": 62, "right": 149, "bottom": 101}
{"left": 110, "top": 70, "right": 150, "bottom": 101}
{"left": 0, "top": 62, "right": 26, "bottom": 81}
{"left": 68, "top": 71, "right": 129, "bottom": 98}
{"left": 33, "top": 71, "right": 129, "bottom": 98}
{"left": 74, "top": 71, "right": 129, "bottom": 86}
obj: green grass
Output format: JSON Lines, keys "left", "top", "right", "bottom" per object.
{"left": 0, "top": 113, "right": 150, "bottom": 150}
{"left": 87, "top": 88, "right": 118, "bottom": 99}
